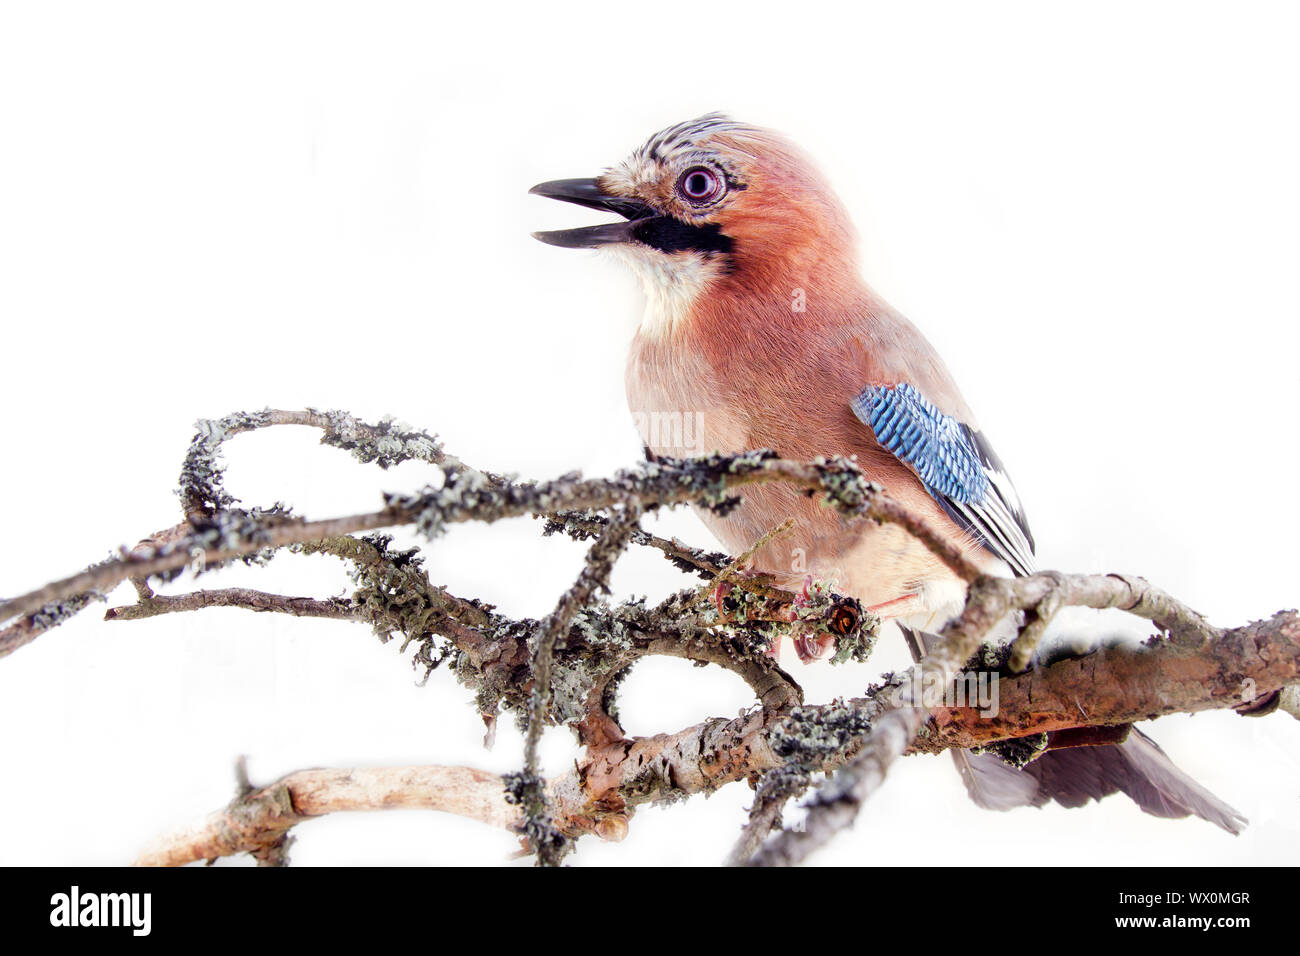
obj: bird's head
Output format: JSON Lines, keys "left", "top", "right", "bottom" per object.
{"left": 531, "top": 114, "right": 857, "bottom": 335}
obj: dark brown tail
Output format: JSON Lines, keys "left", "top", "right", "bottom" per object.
{"left": 952, "top": 733, "right": 1246, "bottom": 833}
{"left": 899, "top": 625, "right": 1247, "bottom": 834}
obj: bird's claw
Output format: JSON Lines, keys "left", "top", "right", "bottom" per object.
{"left": 792, "top": 576, "right": 866, "bottom": 663}
{"left": 711, "top": 574, "right": 791, "bottom": 661}
{"left": 793, "top": 629, "right": 834, "bottom": 663}
{"left": 792, "top": 575, "right": 831, "bottom": 662}
{"left": 1007, "top": 574, "right": 1067, "bottom": 672}
{"left": 795, "top": 574, "right": 815, "bottom": 607}
{"left": 709, "top": 580, "right": 735, "bottom": 623}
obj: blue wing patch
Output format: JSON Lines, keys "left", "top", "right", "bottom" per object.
{"left": 851, "top": 383, "right": 1036, "bottom": 576}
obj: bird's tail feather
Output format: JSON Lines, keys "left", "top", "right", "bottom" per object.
{"left": 955, "top": 737, "right": 1246, "bottom": 834}
{"left": 897, "top": 625, "right": 1246, "bottom": 834}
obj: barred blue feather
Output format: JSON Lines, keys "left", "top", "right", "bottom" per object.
{"left": 851, "top": 383, "right": 1036, "bottom": 576}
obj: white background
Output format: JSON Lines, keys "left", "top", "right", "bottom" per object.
{"left": 1, "top": 1, "right": 1297, "bottom": 866}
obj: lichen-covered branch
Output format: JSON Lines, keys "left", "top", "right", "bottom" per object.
{"left": 103, "top": 588, "right": 356, "bottom": 623}
{"left": 510, "top": 503, "right": 641, "bottom": 866}
{"left": 921, "top": 606, "right": 1300, "bottom": 748}
{"left": 725, "top": 766, "right": 811, "bottom": 866}
{"left": 0, "top": 422, "right": 957, "bottom": 637}
{"left": 5, "top": 406, "right": 1295, "bottom": 867}
{"left": 741, "top": 573, "right": 1300, "bottom": 866}
{"left": 0, "top": 574, "right": 110, "bottom": 657}
{"left": 131, "top": 603, "right": 1300, "bottom": 867}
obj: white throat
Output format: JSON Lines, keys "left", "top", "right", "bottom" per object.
{"left": 603, "top": 245, "right": 725, "bottom": 338}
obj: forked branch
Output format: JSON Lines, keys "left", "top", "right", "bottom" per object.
{"left": 2, "top": 407, "right": 1294, "bottom": 867}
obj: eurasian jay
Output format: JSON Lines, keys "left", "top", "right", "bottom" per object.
{"left": 531, "top": 114, "right": 1245, "bottom": 832}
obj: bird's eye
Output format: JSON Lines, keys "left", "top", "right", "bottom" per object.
{"left": 677, "top": 166, "right": 724, "bottom": 204}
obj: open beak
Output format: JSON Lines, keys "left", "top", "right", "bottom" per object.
{"left": 529, "top": 178, "right": 655, "bottom": 248}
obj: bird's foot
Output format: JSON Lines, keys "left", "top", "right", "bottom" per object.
{"left": 791, "top": 577, "right": 869, "bottom": 663}
{"left": 791, "top": 591, "right": 912, "bottom": 664}
{"left": 707, "top": 568, "right": 771, "bottom": 624}
{"left": 863, "top": 593, "right": 919, "bottom": 618}
{"left": 709, "top": 579, "right": 736, "bottom": 623}
{"left": 790, "top": 576, "right": 830, "bottom": 662}
{"left": 708, "top": 573, "right": 784, "bottom": 660}
{"left": 793, "top": 630, "right": 833, "bottom": 663}
{"left": 1007, "top": 572, "right": 1067, "bottom": 672}
{"left": 712, "top": 573, "right": 869, "bottom": 664}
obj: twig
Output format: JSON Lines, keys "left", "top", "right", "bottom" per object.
{"left": 134, "top": 765, "right": 521, "bottom": 867}
{"left": 515, "top": 503, "right": 642, "bottom": 866}
{"left": 8, "top": 406, "right": 1295, "bottom": 867}
{"left": 697, "top": 517, "right": 795, "bottom": 604}
{"left": 136, "top": 606, "right": 1300, "bottom": 866}
{"left": 0, "top": 450, "right": 959, "bottom": 639}
{"left": 725, "top": 767, "right": 810, "bottom": 866}
{"left": 104, "top": 588, "right": 356, "bottom": 622}
{"left": 742, "top": 571, "right": 1293, "bottom": 866}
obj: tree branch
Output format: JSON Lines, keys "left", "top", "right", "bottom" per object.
{"left": 133, "top": 608, "right": 1300, "bottom": 866}
{"left": 134, "top": 765, "right": 521, "bottom": 867}
{"left": 103, "top": 588, "right": 357, "bottom": 622}
{"left": 743, "top": 583, "right": 1300, "bottom": 865}
{"left": 513, "top": 503, "right": 641, "bottom": 866}
{"left": 0, "top": 447, "right": 957, "bottom": 637}
{"left": 5, "top": 406, "right": 1293, "bottom": 866}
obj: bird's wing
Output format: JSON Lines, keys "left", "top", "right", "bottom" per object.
{"left": 850, "top": 381, "right": 1036, "bottom": 576}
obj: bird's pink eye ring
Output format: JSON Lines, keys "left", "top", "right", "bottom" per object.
{"left": 677, "top": 166, "right": 723, "bottom": 203}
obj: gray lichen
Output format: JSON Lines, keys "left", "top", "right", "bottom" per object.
{"left": 303, "top": 533, "right": 471, "bottom": 677}
{"left": 178, "top": 409, "right": 273, "bottom": 515}
{"left": 973, "top": 733, "right": 1049, "bottom": 769}
{"left": 29, "top": 589, "right": 106, "bottom": 631}
{"left": 311, "top": 408, "right": 443, "bottom": 469}
{"left": 770, "top": 699, "right": 875, "bottom": 771}
{"left": 501, "top": 770, "right": 570, "bottom": 865}
{"left": 811, "top": 455, "right": 881, "bottom": 517}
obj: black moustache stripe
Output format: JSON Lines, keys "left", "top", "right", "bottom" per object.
{"left": 631, "top": 216, "right": 733, "bottom": 256}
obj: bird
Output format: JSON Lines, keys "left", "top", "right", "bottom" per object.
{"left": 530, "top": 113, "right": 1245, "bottom": 832}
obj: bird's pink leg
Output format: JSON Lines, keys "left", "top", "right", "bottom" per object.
{"left": 773, "top": 575, "right": 815, "bottom": 661}
{"left": 863, "top": 593, "right": 918, "bottom": 618}
{"left": 709, "top": 564, "right": 777, "bottom": 623}
{"left": 792, "top": 576, "right": 827, "bottom": 663}
{"left": 709, "top": 580, "right": 735, "bottom": 622}
{"left": 709, "top": 575, "right": 786, "bottom": 661}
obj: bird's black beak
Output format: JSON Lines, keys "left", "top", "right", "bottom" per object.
{"left": 529, "top": 178, "right": 655, "bottom": 248}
